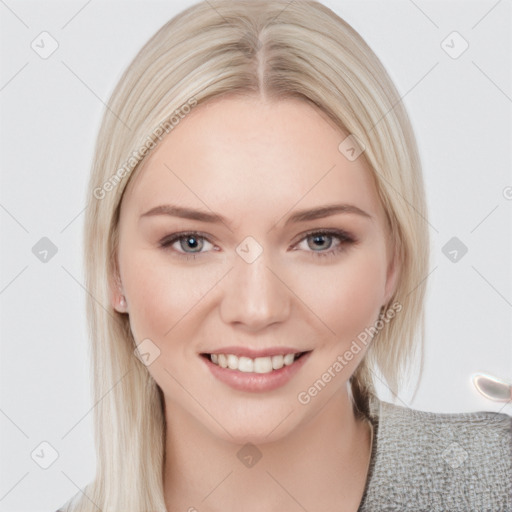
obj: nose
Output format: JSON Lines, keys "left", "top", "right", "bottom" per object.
{"left": 219, "top": 251, "right": 291, "bottom": 331}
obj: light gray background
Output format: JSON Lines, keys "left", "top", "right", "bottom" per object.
{"left": 0, "top": 0, "right": 511, "bottom": 510}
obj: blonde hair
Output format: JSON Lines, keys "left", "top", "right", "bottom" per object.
{"left": 61, "top": 0, "right": 429, "bottom": 510}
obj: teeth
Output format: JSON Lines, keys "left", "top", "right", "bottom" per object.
{"left": 254, "top": 357, "right": 273, "bottom": 373}
{"left": 238, "top": 357, "right": 254, "bottom": 372}
{"left": 283, "top": 353, "right": 295, "bottom": 366}
{"left": 227, "top": 354, "right": 238, "bottom": 369}
{"left": 272, "top": 355, "right": 284, "bottom": 370}
{"left": 208, "top": 352, "right": 301, "bottom": 373}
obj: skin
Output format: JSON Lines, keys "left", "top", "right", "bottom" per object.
{"left": 112, "top": 95, "right": 399, "bottom": 511}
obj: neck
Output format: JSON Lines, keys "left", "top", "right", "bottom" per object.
{"left": 163, "top": 389, "right": 373, "bottom": 512}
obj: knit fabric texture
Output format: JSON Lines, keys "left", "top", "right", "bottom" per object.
{"left": 358, "top": 394, "right": 512, "bottom": 511}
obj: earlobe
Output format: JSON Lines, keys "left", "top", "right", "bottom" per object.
{"left": 114, "top": 294, "right": 128, "bottom": 313}
{"left": 110, "top": 269, "right": 128, "bottom": 313}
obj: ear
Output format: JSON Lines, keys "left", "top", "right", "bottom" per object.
{"left": 110, "top": 265, "right": 128, "bottom": 313}
{"left": 383, "top": 243, "right": 400, "bottom": 307}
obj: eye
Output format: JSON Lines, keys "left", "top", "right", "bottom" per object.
{"left": 159, "top": 229, "right": 356, "bottom": 261}
{"left": 295, "top": 229, "right": 356, "bottom": 258}
{"left": 159, "top": 231, "right": 215, "bottom": 260}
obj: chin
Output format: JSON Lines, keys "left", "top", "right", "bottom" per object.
{"left": 208, "top": 410, "right": 297, "bottom": 447}
{"left": 222, "top": 426, "right": 289, "bottom": 447}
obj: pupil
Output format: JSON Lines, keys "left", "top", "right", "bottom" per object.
{"left": 183, "top": 236, "right": 201, "bottom": 251}
{"left": 311, "top": 234, "right": 330, "bottom": 250}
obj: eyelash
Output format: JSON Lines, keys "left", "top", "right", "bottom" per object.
{"left": 159, "top": 229, "right": 356, "bottom": 261}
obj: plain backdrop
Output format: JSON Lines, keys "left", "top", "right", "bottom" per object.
{"left": 0, "top": 0, "right": 511, "bottom": 510}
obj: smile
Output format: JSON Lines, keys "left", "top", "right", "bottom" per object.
{"left": 201, "top": 350, "right": 312, "bottom": 392}
{"left": 205, "top": 352, "right": 307, "bottom": 374}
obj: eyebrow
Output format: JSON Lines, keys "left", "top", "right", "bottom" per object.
{"left": 140, "top": 203, "right": 373, "bottom": 226}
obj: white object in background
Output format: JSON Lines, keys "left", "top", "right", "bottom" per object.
{"left": 472, "top": 373, "right": 512, "bottom": 402}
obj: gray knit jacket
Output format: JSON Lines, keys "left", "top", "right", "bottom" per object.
{"left": 358, "top": 394, "right": 512, "bottom": 511}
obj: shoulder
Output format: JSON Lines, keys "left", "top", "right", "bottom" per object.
{"left": 359, "top": 396, "right": 512, "bottom": 511}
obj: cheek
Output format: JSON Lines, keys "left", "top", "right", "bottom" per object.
{"left": 293, "top": 247, "right": 387, "bottom": 340}
{"left": 120, "top": 250, "right": 217, "bottom": 342}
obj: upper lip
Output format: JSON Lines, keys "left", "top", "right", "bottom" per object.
{"left": 201, "top": 346, "right": 310, "bottom": 358}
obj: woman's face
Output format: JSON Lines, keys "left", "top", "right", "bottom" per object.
{"left": 114, "top": 96, "right": 398, "bottom": 443}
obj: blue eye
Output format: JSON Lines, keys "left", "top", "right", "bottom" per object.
{"left": 159, "top": 232, "right": 214, "bottom": 260}
{"left": 159, "top": 229, "right": 355, "bottom": 260}
{"left": 297, "top": 229, "right": 355, "bottom": 258}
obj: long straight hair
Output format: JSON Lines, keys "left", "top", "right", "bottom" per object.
{"left": 61, "top": 1, "right": 429, "bottom": 510}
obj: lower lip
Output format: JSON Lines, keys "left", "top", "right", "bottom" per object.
{"left": 202, "top": 352, "right": 312, "bottom": 393}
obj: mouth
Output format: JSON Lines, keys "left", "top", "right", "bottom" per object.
{"left": 200, "top": 351, "right": 311, "bottom": 374}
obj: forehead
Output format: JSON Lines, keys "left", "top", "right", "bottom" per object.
{"left": 122, "top": 96, "right": 383, "bottom": 226}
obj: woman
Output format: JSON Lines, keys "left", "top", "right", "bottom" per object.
{"left": 58, "top": 1, "right": 511, "bottom": 511}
